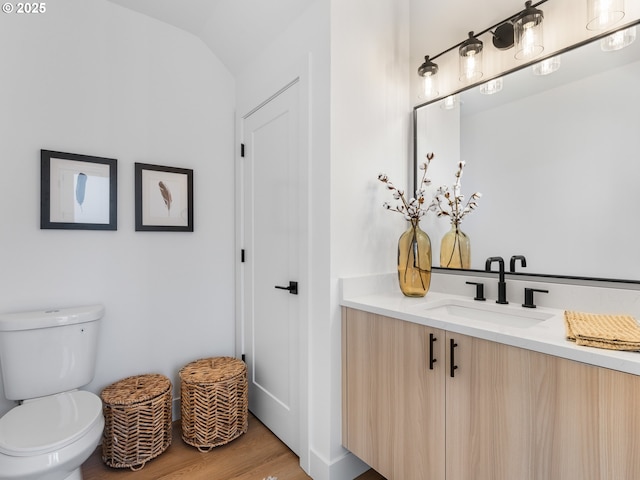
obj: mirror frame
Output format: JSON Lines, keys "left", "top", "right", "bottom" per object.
{"left": 412, "top": 19, "right": 640, "bottom": 285}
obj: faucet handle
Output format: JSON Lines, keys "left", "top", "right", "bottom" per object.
{"left": 522, "top": 288, "right": 549, "bottom": 308}
{"left": 465, "top": 281, "right": 486, "bottom": 301}
{"left": 510, "top": 255, "right": 527, "bottom": 272}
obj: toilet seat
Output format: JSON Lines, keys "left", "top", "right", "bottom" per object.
{"left": 0, "top": 390, "right": 102, "bottom": 457}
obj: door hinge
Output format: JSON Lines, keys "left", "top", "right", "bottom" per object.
{"left": 240, "top": 143, "right": 245, "bottom": 157}
{"left": 241, "top": 249, "right": 245, "bottom": 262}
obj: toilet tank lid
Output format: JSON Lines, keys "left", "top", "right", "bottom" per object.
{"left": 0, "top": 304, "right": 104, "bottom": 332}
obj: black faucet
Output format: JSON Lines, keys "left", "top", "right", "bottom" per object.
{"left": 485, "top": 256, "right": 509, "bottom": 304}
{"left": 510, "top": 255, "right": 527, "bottom": 273}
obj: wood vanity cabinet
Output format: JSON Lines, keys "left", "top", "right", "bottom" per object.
{"left": 342, "top": 307, "right": 640, "bottom": 480}
{"left": 342, "top": 307, "right": 446, "bottom": 479}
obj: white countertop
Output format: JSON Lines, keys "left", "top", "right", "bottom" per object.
{"left": 341, "top": 286, "right": 640, "bottom": 376}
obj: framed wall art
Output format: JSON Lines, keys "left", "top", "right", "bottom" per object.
{"left": 135, "top": 163, "right": 193, "bottom": 232}
{"left": 41, "top": 150, "right": 118, "bottom": 230}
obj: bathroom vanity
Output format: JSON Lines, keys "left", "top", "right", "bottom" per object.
{"left": 347, "top": 13, "right": 640, "bottom": 480}
{"left": 341, "top": 274, "right": 640, "bottom": 480}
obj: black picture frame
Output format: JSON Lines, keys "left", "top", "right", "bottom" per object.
{"left": 135, "top": 163, "right": 194, "bottom": 232}
{"left": 40, "top": 150, "right": 118, "bottom": 230}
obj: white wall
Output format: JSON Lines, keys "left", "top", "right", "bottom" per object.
{"left": 235, "top": 0, "right": 330, "bottom": 476}
{"left": 0, "top": 0, "right": 236, "bottom": 416}
{"left": 237, "top": 0, "right": 412, "bottom": 478}
{"left": 330, "top": 0, "right": 411, "bottom": 477}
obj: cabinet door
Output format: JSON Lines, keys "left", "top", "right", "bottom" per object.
{"left": 445, "top": 332, "right": 640, "bottom": 480}
{"left": 542, "top": 352, "right": 640, "bottom": 479}
{"left": 342, "top": 308, "right": 446, "bottom": 480}
{"left": 445, "top": 332, "right": 546, "bottom": 480}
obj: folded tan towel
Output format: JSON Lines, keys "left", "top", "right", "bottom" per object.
{"left": 564, "top": 310, "right": 640, "bottom": 351}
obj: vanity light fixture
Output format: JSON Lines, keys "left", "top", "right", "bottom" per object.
{"left": 601, "top": 25, "right": 636, "bottom": 50}
{"left": 586, "top": 0, "right": 625, "bottom": 31}
{"left": 418, "top": 55, "right": 439, "bottom": 99}
{"left": 417, "top": 1, "right": 549, "bottom": 99}
{"left": 479, "top": 77, "right": 503, "bottom": 95}
{"left": 492, "top": 22, "right": 516, "bottom": 50}
{"left": 514, "top": 1, "right": 545, "bottom": 60}
{"left": 459, "top": 31, "right": 484, "bottom": 82}
{"left": 532, "top": 55, "right": 561, "bottom": 75}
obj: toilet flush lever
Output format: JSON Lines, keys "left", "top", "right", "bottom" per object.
{"left": 275, "top": 281, "right": 298, "bottom": 295}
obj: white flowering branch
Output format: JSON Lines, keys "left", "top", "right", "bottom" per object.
{"left": 378, "top": 152, "right": 434, "bottom": 222}
{"left": 429, "top": 160, "right": 481, "bottom": 225}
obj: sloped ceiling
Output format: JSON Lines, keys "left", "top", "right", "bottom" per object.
{"left": 107, "top": 0, "right": 315, "bottom": 75}
{"left": 107, "top": 0, "right": 521, "bottom": 79}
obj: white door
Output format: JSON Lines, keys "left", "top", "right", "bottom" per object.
{"left": 241, "top": 81, "right": 301, "bottom": 454}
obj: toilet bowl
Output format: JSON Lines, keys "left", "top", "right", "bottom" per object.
{"left": 0, "top": 304, "right": 106, "bottom": 480}
{"left": 0, "top": 390, "right": 104, "bottom": 480}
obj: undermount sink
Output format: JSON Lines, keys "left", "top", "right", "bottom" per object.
{"left": 422, "top": 298, "right": 554, "bottom": 328}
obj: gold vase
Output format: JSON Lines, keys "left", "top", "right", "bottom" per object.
{"left": 440, "top": 222, "right": 470, "bottom": 269}
{"left": 397, "top": 220, "right": 432, "bottom": 297}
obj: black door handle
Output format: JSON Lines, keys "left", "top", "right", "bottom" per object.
{"left": 275, "top": 281, "right": 298, "bottom": 295}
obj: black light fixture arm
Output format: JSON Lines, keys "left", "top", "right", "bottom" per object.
{"left": 423, "top": 0, "right": 548, "bottom": 62}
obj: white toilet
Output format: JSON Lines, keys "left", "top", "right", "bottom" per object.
{"left": 0, "top": 305, "right": 105, "bottom": 480}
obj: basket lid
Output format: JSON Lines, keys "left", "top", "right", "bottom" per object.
{"left": 179, "top": 357, "right": 246, "bottom": 384}
{"left": 100, "top": 374, "right": 171, "bottom": 405}
{"left": 0, "top": 391, "right": 102, "bottom": 456}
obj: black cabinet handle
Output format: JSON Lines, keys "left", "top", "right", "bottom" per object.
{"left": 450, "top": 338, "right": 458, "bottom": 378}
{"left": 429, "top": 333, "right": 437, "bottom": 370}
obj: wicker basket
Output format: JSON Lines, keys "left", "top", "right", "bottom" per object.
{"left": 179, "top": 356, "right": 248, "bottom": 451}
{"left": 100, "top": 374, "right": 172, "bottom": 470}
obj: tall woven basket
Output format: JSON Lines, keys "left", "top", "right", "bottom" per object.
{"left": 179, "top": 356, "right": 248, "bottom": 451}
{"left": 100, "top": 374, "right": 172, "bottom": 470}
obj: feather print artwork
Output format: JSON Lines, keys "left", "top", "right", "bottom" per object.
{"left": 76, "top": 173, "right": 87, "bottom": 211}
{"left": 159, "top": 181, "right": 172, "bottom": 214}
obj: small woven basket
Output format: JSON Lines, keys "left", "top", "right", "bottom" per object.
{"left": 100, "top": 374, "right": 172, "bottom": 470}
{"left": 179, "top": 356, "right": 248, "bottom": 451}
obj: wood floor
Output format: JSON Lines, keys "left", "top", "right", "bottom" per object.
{"left": 83, "top": 413, "right": 385, "bottom": 480}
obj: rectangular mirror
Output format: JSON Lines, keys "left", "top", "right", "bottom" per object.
{"left": 415, "top": 21, "right": 640, "bottom": 282}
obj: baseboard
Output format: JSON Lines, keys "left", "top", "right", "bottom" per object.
{"left": 309, "top": 448, "right": 370, "bottom": 480}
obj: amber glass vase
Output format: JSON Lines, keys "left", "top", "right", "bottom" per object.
{"left": 397, "top": 220, "right": 432, "bottom": 297}
{"left": 440, "top": 221, "right": 470, "bottom": 269}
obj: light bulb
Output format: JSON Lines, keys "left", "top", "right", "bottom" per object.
{"left": 422, "top": 73, "right": 439, "bottom": 99}
{"left": 417, "top": 55, "right": 439, "bottom": 99}
{"left": 461, "top": 52, "right": 481, "bottom": 81}
{"left": 587, "top": 0, "right": 625, "bottom": 31}
{"left": 459, "top": 32, "right": 483, "bottom": 82}
{"left": 514, "top": 1, "right": 544, "bottom": 60}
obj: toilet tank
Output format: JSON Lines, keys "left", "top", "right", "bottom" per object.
{"left": 0, "top": 305, "right": 104, "bottom": 401}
